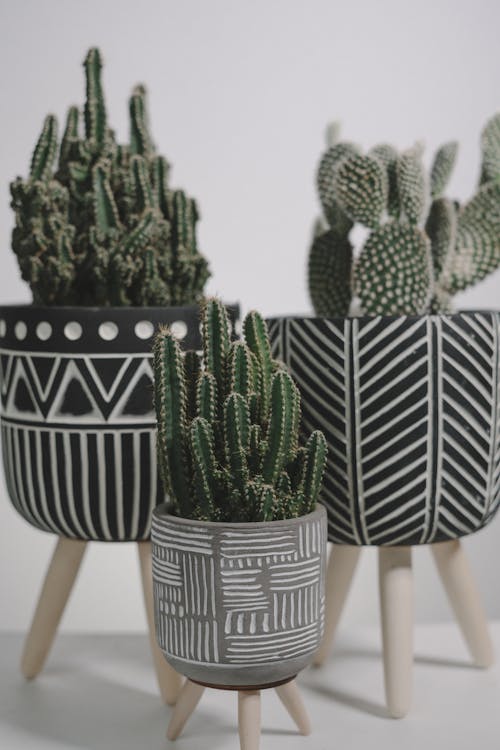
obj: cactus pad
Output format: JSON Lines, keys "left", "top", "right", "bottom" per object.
{"left": 353, "top": 223, "right": 432, "bottom": 315}
{"left": 333, "top": 154, "right": 388, "bottom": 228}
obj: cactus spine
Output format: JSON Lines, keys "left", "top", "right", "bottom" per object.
{"left": 154, "top": 299, "right": 327, "bottom": 522}
{"left": 308, "top": 119, "right": 500, "bottom": 317}
{"left": 10, "top": 47, "right": 210, "bottom": 306}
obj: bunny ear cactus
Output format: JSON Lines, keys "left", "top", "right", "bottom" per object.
{"left": 308, "top": 119, "right": 500, "bottom": 317}
{"left": 154, "top": 298, "right": 327, "bottom": 523}
{"left": 10, "top": 47, "right": 210, "bottom": 306}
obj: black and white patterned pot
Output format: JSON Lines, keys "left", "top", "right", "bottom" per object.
{"left": 0, "top": 304, "right": 239, "bottom": 542}
{"left": 267, "top": 313, "right": 500, "bottom": 547}
{"left": 151, "top": 504, "right": 327, "bottom": 687}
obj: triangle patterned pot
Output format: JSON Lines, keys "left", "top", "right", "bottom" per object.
{"left": 0, "top": 304, "right": 238, "bottom": 541}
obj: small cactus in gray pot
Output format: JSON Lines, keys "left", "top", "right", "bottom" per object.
{"left": 153, "top": 298, "right": 327, "bottom": 522}
{"left": 10, "top": 48, "right": 210, "bottom": 306}
{"left": 309, "top": 117, "right": 500, "bottom": 317}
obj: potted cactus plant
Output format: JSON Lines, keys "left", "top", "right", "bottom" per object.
{"left": 0, "top": 47, "right": 236, "bottom": 702}
{"left": 151, "top": 298, "right": 327, "bottom": 747}
{"left": 267, "top": 118, "right": 500, "bottom": 717}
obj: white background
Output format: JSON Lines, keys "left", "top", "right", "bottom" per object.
{"left": 0, "top": 0, "right": 499, "bottom": 633}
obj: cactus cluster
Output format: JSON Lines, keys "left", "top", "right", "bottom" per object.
{"left": 10, "top": 48, "right": 210, "bottom": 306}
{"left": 309, "top": 116, "right": 500, "bottom": 317}
{"left": 154, "top": 298, "right": 327, "bottom": 522}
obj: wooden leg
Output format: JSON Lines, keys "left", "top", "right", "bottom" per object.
{"left": 137, "top": 541, "right": 184, "bottom": 705}
{"left": 166, "top": 680, "right": 205, "bottom": 740}
{"left": 275, "top": 679, "right": 311, "bottom": 735}
{"left": 313, "top": 544, "right": 361, "bottom": 666}
{"left": 432, "top": 539, "right": 494, "bottom": 668}
{"left": 238, "top": 690, "right": 261, "bottom": 750}
{"left": 21, "top": 536, "right": 87, "bottom": 679}
{"left": 379, "top": 546, "right": 413, "bottom": 719}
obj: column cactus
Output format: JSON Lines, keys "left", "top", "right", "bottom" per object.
{"left": 308, "top": 118, "right": 500, "bottom": 317}
{"left": 153, "top": 298, "right": 327, "bottom": 522}
{"left": 10, "top": 47, "right": 210, "bottom": 306}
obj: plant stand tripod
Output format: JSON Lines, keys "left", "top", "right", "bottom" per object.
{"left": 313, "top": 539, "right": 494, "bottom": 718}
{"left": 166, "top": 677, "right": 311, "bottom": 750}
{"left": 20, "top": 536, "right": 183, "bottom": 705}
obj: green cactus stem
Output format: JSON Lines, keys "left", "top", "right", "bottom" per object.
{"left": 153, "top": 328, "right": 193, "bottom": 516}
{"left": 153, "top": 299, "right": 327, "bottom": 522}
{"left": 84, "top": 48, "right": 107, "bottom": 145}
{"left": 10, "top": 47, "right": 210, "bottom": 306}
{"left": 30, "top": 115, "right": 58, "bottom": 182}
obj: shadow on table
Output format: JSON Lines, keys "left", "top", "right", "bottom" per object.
{"left": 0, "top": 634, "right": 234, "bottom": 750}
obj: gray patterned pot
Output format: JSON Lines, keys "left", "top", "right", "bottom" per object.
{"left": 0, "top": 304, "right": 238, "bottom": 542}
{"left": 267, "top": 312, "right": 500, "bottom": 547}
{"left": 152, "top": 504, "right": 327, "bottom": 687}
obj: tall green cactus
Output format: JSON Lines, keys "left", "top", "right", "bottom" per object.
{"left": 308, "top": 119, "right": 500, "bottom": 317}
{"left": 10, "top": 47, "right": 210, "bottom": 306}
{"left": 154, "top": 298, "right": 327, "bottom": 522}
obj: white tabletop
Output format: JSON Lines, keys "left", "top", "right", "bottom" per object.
{"left": 0, "top": 624, "right": 498, "bottom": 749}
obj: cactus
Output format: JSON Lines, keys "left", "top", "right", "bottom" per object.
{"left": 10, "top": 47, "right": 210, "bottom": 306}
{"left": 154, "top": 298, "right": 327, "bottom": 522}
{"left": 308, "top": 120, "right": 500, "bottom": 317}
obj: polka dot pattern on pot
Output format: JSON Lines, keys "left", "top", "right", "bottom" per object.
{"left": 64, "top": 321, "right": 83, "bottom": 341}
{"left": 134, "top": 320, "right": 154, "bottom": 340}
{"left": 171, "top": 320, "right": 188, "bottom": 340}
{"left": 98, "top": 321, "right": 119, "bottom": 341}
{"left": 36, "top": 321, "right": 52, "bottom": 341}
{"left": 14, "top": 321, "right": 27, "bottom": 340}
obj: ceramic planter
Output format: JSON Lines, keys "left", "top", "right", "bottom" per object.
{"left": 267, "top": 312, "right": 500, "bottom": 546}
{"left": 152, "top": 503, "right": 327, "bottom": 687}
{"left": 0, "top": 304, "right": 238, "bottom": 542}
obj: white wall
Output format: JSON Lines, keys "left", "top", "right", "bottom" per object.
{"left": 0, "top": 0, "right": 499, "bottom": 633}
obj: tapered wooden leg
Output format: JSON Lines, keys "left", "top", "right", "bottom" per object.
{"left": 21, "top": 536, "right": 87, "bottom": 680}
{"left": 432, "top": 539, "right": 494, "bottom": 668}
{"left": 314, "top": 544, "right": 361, "bottom": 666}
{"left": 166, "top": 680, "right": 205, "bottom": 740}
{"left": 238, "top": 690, "right": 261, "bottom": 750}
{"left": 379, "top": 546, "right": 413, "bottom": 719}
{"left": 137, "top": 541, "right": 183, "bottom": 705}
{"left": 275, "top": 679, "right": 311, "bottom": 735}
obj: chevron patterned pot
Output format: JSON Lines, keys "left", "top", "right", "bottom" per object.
{"left": 267, "top": 312, "right": 500, "bottom": 547}
{"left": 152, "top": 504, "right": 327, "bottom": 687}
{"left": 0, "top": 304, "right": 238, "bottom": 542}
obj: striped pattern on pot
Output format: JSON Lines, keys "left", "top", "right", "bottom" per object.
{"left": 0, "top": 305, "right": 239, "bottom": 541}
{"left": 267, "top": 313, "right": 500, "bottom": 546}
{"left": 151, "top": 505, "right": 327, "bottom": 686}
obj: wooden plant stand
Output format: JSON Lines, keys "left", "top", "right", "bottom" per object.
{"left": 20, "top": 536, "right": 183, "bottom": 705}
{"left": 166, "top": 677, "right": 311, "bottom": 750}
{"left": 313, "top": 539, "right": 494, "bottom": 718}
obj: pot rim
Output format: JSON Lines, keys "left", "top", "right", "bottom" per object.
{"left": 0, "top": 302, "right": 239, "bottom": 314}
{"left": 266, "top": 309, "right": 499, "bottom": 325}
{"left": 152, "top": 502, "right": 326, "bottom": 531}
